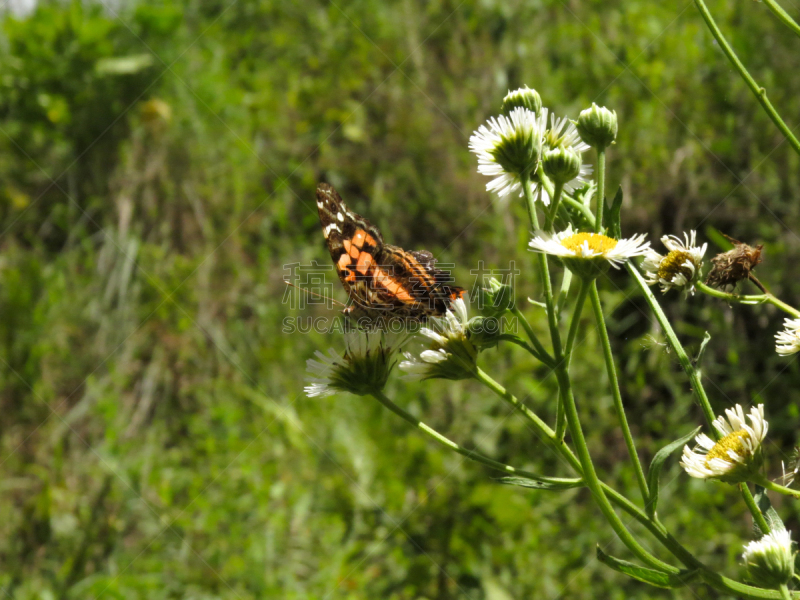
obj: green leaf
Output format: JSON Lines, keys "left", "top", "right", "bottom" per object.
{"left": 496, "top": 476, "right": 584, "bottom": 491}
{"left": 753, "top": 485, "right": 787, "bottom": 536}
{"left": 646, "top": 426, "right": 702, "bottom": 518}
{"left": 603, "top": 186, "right": 624, "bottom": 238}
{"left": 597, "top": 547, "right": 699, "bottom": 588}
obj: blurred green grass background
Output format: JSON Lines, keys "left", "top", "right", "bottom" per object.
{"left": 2, "top": 0, "right": 800, "bottom": 598}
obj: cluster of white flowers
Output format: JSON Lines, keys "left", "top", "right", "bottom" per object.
{"left": 468, "top": 88, "right": 595, "bottom": 205}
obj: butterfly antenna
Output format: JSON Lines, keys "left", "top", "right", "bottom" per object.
{"left": 283, "top": 281, "right": 347, "bottom": 308}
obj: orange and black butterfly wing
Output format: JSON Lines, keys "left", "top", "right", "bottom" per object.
{"left": 316, "top": 183, "right": 465, "bottom": 321}
{"left": 316, "top": 183, "right": 383, "bottom": 298}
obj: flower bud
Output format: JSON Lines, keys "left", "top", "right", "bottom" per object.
{"left": 466, "top": 316, "right": 503, "bottom": 349}
{"left": 501, "top": 86, "right": 542, "bottom": 116}
{"left": 576, "top": 103, "right": 618, "bottom": 150}
{"left": 542, "top": 147, "right": 582, "bottom": 185}
{"left": 743, "top": 529, "right": 795, "bottom": 588}
{"left": 480, "top": 277, "right": 514, "bottom": 318}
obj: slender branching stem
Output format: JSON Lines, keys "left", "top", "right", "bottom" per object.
{"left": 590, "top": 282, "right": 650, "bottom": 504}
{"left": 509, "top": 306, "right": 555, "bottom": 365}
{"left": 595, "top": 149, "right": 606, "bottom": 232}
{"left": 692, "top": 0, "right": 800, "bottom": 158}
{"left": 696, "top": 281, "right": 800, "bottom": 319}
{"left": 556, "top": 277, "right": 591, "bottom": 441}
{"left": 545, "top": 181, "right": 565, "bottom": 231}
{"left": 627, "top": 264, "right": 772, "bottom": 533}
{"left": 369, "top": 389, "right": 581, "bottom": 486}
{"left": 472, "top": 373, "right": 788, "bottom": 597}
{"left": 762, "top": 0, "right": 800, "bottom": 40}
{"left": 753, "top": 474, "right": 800, "bottom": 500}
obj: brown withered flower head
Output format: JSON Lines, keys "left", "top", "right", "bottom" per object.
{"left": 704, "top": 234, "right": 764, "bottom": 292}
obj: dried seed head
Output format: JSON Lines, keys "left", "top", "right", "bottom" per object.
{"left": 704, "top": 234, "right": 763, "bottom": 291}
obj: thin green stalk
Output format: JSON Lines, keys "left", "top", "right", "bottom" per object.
{"left": 595, "top": 149, "right": 606, "bottom": 232}
{"left": 509, "top": 306, "right": 554, "bottom": 365}
{"left": 762, "top": 0, "right": 800, "bottom": 40}
{"left": 545, "top": 181, "right": 565, "bottom": 231}
{"left": 474, "top": 373, "right": 791, "bottom": 597}
{"left": 370, "top": 390, "right": 579, "bottom": 486}
{"left": 562, "top": 195, "right": 597, "bottom": 226}
{"left": 693, "top": 0, "right": 800, "bottom": 158}
{"left": 554, "top": 367, "right": 676, "bottom": 572}
{"left": 497, "top": 334, "right": 552, "bottom": 366}
{"left": 753, "top": 474, "right": 800, "bottom": 499}
{"left": 780, "top": 584, "right": 792, "bottom": 600}
{"left": 696, "top": 281, "right": 800, "bottom": 318}
{"left": 522, "top": 175, "right": 562, "bottom": 359}
{"left": 557, "top": 278, "right": 592, "bottom": 440}
{"left": 628, "top": 264, "right": 771, "bottom": 534}
{"left": 590, "top": 282, "right": 650, "bottom": 504}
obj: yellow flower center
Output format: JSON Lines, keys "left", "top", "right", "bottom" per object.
{"left": 560, "top": 233, "right": 618, "bottom": 255}
{"left": 657, "top": 250, "right": 695, "bottom": 281}
{"left": 705, "top": 429, "right": 751, "bottom": 466}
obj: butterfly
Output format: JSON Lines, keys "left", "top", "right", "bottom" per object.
{"left": 315, "top": 183, "right": 466, "bottom": 323}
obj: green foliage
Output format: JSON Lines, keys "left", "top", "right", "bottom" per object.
{"left": 2, "top": 0, "right": 800, "bottom": 598}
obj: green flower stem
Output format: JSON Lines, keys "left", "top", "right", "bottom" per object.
{"left": 696, "top": 281, "right": 800, "bottom": 319}
{"left": 545, "top": 181, "right": 565, "bottom": 231}
{"left": 474, "top": 372, "right": 793, "bottom": 597}
{"left": 762, "top": 0, "right": 800, "bottom": 40}
{"left": 595, "top": 148, "right": 606, "bottom": 232}
{"left": 590, "top": 282, "right": 650, "bottom": 505}
{"left": 496, "top": 334, "right": 553, "bottom": 365}
{"left": 509, "top": 306, "right": 555, "bottom": 365}
{"left": 740, "top": 482, "right": 773, "bottom": 535}
{"left": 369, "top": 390, "right": 580, "bottom": 486}
{"left": 556, "top": 277, "right": 592, "bottom": 440}
{"left": 474, "top": 366, "right": 580, "bottom": 463}
{"left": 628, "top": 264, "right": 772, "bottom": 534}
{"left": 522, "top": 172, "right": 542, "bottom": 231}
{"left": 693, "top": 0, "right": 800, "bottom": 158}
{"left": 562, "top": 195, "right": 597, "bottom": 226}
{"left": 780, "top": 584, "right": 792, "bottom": 600}
{"left": 554, "top": 364, "right": 676, "bottom": 572}
{"left": 753, "top": 474, "right": 800, "bottom": 499}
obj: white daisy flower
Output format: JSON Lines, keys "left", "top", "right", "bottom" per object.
{"left": 641, "top": 231, "right": 707, "bottom": 295}
{"left": 469, "top": 107, "right": 546, "bottom": 199}
{"left": 680, "top": 404, "right": 768, "bottom": 482}
{"left": 305, "top": 330, "right": 406, "bottom": 397}
{"left": 399, "top": 297, "right": 478, "bottom": 381}
{"left": 528, "top": 225, "right": 649, "bottom": 278}
{"left": 775, "top": 318, "right": 800, "bottom": 356}
{"left": 530, "top": 110, "right": 593, "bottom": 205}
{"left": 743, "top": 529, "right": 795, "bottom": 588}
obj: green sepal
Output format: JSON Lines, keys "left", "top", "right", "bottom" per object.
{"left": 597, "top": 547, "right": 699, "bottom": 588}
{"left": 496, "top": 476, "right": 584, "bottom": 491}
{"left": 646, "top": 426, "right": 702, "bottom": 518}
{"left": 754, "top": 485, "right": 787, "bottom": 537}
{"left": 603, "top": 186, "right": 623, "bottom": 238}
